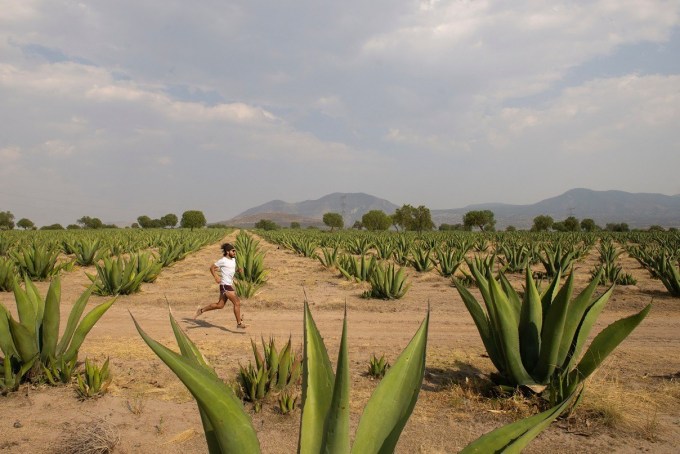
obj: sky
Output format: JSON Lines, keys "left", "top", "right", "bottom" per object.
{"left": 1, "top": 1, "right": 679, "bottom": 227}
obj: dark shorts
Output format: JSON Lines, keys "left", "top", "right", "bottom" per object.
{"left": 220, "top": 284, "right": 235, "bottom": 294}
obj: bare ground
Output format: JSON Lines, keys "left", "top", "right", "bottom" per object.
{"left": 1, "top": 232, "right": 679, "bottom": 453}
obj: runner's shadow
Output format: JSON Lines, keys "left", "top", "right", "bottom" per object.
{"left": 181, "top": 317, "right": 246, "bottom": 335}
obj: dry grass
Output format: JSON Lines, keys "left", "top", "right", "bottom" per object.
{"left": 564, "top": 366, "right": 679, "bottom": 441}
{"left": 57, "top": 419, "right": 119, "bottom": 454}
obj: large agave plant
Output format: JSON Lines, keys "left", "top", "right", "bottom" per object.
{"left": 453, "top": 263, "right": 651, "bottom": 401}
{"left": 0, "top": 277, "right": 114, "bottom": 391}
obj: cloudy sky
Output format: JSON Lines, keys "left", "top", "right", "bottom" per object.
{"left": 1, "top": 1, "right": 679, "bottom": 226}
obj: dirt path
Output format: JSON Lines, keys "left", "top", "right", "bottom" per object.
{"left": 1, "top": 233, "right": 679, "bottom": 453}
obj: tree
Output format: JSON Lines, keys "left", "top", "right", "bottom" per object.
{"left": 505, "top": 225, "right": 517, "bottom": 232}
{"left": 463, "top": 210, "right": 496, "bottom": 232}
{"left": 180, "top": 210, "right": 207, "bottom": 230}
{"left": 391, "top": 205, "right": 414, "bottom": 231}
{"left": 411, "top": 206, "right": 435, "bottom": 233}
{"left": 322, "top": 212, "right": 344, "bottom": 231}
{"left": 77, "top": 216, "right": 103, "bottom": 229}
{"left": 137, "top": 215, "right": 153, "bottom": 228}
{"left": 580, "top": 218, "right": 598, "bottom": 232}
{"left": 290, "top": 222, "right": 301, "bottom": 229}
{"left": 67, "top": 224, "right": 81, "bottom": 230}
{"left": 161, "top": 213, "right": 178, "bottom": 228}
{"left": 531, "top": 215, "right": 554, "bottom": 232}
{"left": 391, "top": 205, "right": 434, "bottom": 233}
{"left": 361, "top": 210, "right": 392, "bottom": 231}
{"left": 438, "top": 223, "right": 465, "bottom": 231}
{"left": 605, "top": 222, "right": 629, "bottom": 232}
{"left": 254, "top": 219, "right": 280, "bottom": 230}
{"left": 563, "top": 216, "right": 580, "bottom": 232}
{"left": 41, "top": 223, "right": 65, "bottom": 230}
{"left": 351, "top": 221, "right": 363, "bottom": 230}
{"left": 17, "top": 218, "right": 35, "bottom": 230}
{"left": 0, "top": 211, "right": 15, "bottom": 230}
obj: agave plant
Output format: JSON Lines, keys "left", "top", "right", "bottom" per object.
{"left": 409, "top": 245, "right": 435, "bottom": 272}
{"left": 367, "top": 354, "right": 390, "bottom": 379}
{"left": 137, "top": 251, "right": 163, "bottom": 283}
{"left": 435, "top": 246, "right": 465, "bottom": 277}
{"left": 337, "top": 254, "right": 377, "bottom": 282}
{"left": 12, "top": 243, "right": 71, "bottom": 280}
{"left": 238, "top": 337, "right": 302, "bottom": 406}
{"left": 364, "top": 262, "right": 411, "bottom": 300}
{"left": 0, "top": 235, "right": 15, "bottom": 256}
{"left": 290, "top": 236, "right": 319, "bottom": 258}
{"left": 278, "top": 390, "right": 298, "bottom": 415}
{"left": 0, "top": 256, "right": 17, "bottom": 292}
{"left": 453, "top": 264, "right": 651, "bottom": 402}
{"left": 76, "top": 357, "right": 111, "bottom": 399}
{"left": 372, "top": 237, "right": 395, "bottom": 260}
{"left": 317, "top": 246, "right": 340, "bottom": 269}
{"left": 132, "top": 302, "right": 429, "bottom": 453}
{"left": 43, "top": 355, "right": 77, "bottom": 385}
{"left": 538, "top": 242, "right": 578, "bottom": 277}
{"left": 72, "top": 238, "right": 107, "bottom": 267}
{"left": 632, "top": 248, "right": 680, "bottom": 297}
{"left": 0, "top": 277, "right": 114, "bottom": 391}
{"left": 87, "top": 255, "right": 149, "bottom": 295}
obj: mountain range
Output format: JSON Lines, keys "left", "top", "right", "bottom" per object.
{"left": 221, "top": 189, "right": 680, "bottom": 229}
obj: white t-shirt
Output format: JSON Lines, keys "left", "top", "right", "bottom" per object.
{"left": 214, "top": 257, "right": 237, "bottom": 285}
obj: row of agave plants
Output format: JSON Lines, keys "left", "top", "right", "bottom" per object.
{"left": 256, "top": 229, "right": 680, "bottom": 298}
{"left": 0, "top": 229, "right": 231, "bottom": 294}
{"left": 1, "top": 227, "right": 658, "bottom": 452}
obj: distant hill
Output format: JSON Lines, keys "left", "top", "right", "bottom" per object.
{"left": 431, "top": 188, "right": 680, "bottom": 229}
{"left": 221, "top": 193, "right": 399, "bottom": 228}
{"left": 220, "top": 189, "right": 680, "bottom": 229}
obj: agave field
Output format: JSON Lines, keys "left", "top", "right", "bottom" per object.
{"left": 1, "top": 227, "right": 679, "bottom": 453}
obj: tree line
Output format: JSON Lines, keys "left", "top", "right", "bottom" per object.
{"left": 0, "top": 210, "right": 209, "bottom": 230}
{"left": 254, "top": 206, "right": 666, "bottom": 233}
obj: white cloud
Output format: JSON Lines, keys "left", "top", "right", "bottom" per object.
{"left": 479, "top": 74, "right": 679, "bottom": 171}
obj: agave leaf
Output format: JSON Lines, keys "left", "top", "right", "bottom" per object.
{"left": 452, "top": 279, "right": 504, "bottom": 374}
{"left": 499, "top": 273, "right": 521, "bottom": 322}
{"left": 61, "top": 298, "right": 115, "bottom": 362}
{"left": 571, "top": 303, "right": 652, "bottom": 384}
{"left": 8, "top": 317, "right": 39, "bottom": 363}
{"left": 279, "top": 340, "right": 291, "bottom": 387}
{"left": 0, "top": 304, "right": 18, "bottom": 358}
{"left": 518, "top": 269, "right": 542, "bottom": 373}
{"left": 487, "top": 277, "right": 534, "bottom": 385}
{"left": 131, "top": 313, "right": 261, "bottom": 454}
{"left": 25, "top": 278, "right": 44, "bottom": 332}
{"left": 351, "top": 310, "right": 429, "bottom": 454}
{"left": 320, "top": 307, "right": 350, "bottom": 454}
{"left": 540, "top": 268, "right": 562, "bottom": 313}
{"left": 13, "top": 284, "right": 37, "bottom": 338}
{"left": 460, "top": 389, "right": 579, "bottom": 453}
{"left": 533, "top": 272, "right": 574, "bottom": 383}
{"left": 298, "top": 300, "right": 335, "bottom": 453}
{"left": 168, "top": 309, "right": 220, "bottom": 453}
{"left": 556, "top": 277, "right": 610, "bottom": 370}
{"left": 40, "top": 278, "right": 61, "bottom": 363}
{"left": 56, "top": 286, "right": 94, "bottom": 356}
